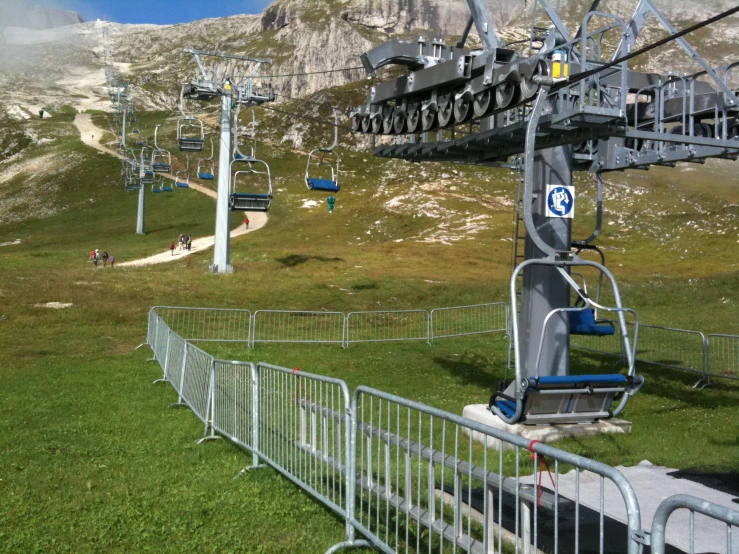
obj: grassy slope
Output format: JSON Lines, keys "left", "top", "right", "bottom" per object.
{"left": 0, "top": 108, "right": 737, "bottom": 552}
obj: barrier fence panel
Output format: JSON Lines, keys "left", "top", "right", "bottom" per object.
{"left": 430, "top": 303, "right": 509, "bottom": 341}
{"left": 153, "top": 318, "right": 170, "bottom": 365}
{"left": 147, "top": 308, "right": 158, "bottom": 347}
{"left": 632, "top": 324, "right": 707, "bottom": 377}
{"left": 212, "top": 360, "right": 258, "bottom": 466}
{"left": 251, "top": 310, "right": 345, "bottom": 347}
{"left": 347, "top": 310, "right": 430, "bottom": 345}
{"left": 650, "top": 494, "right": 739, "bottom": 554}
{"left": 348, "top": 387, "right": 643, "bottom": 554}
{"left": 255, "top": 363, "right": 352, "bottom": 519}
{"left": 165, "top": 332, "right": 187, "bottom": 393}
{"left": 181, "top": 343, "right": 215, "bottom": 424}
{"left": 707, "top": 334, "right": 739, "bottom": 381}
{"left": 154, "top": 307, "right": 252, "bottom": 343}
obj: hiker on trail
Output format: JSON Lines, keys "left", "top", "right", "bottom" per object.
{"left": 170, "top": 242, "right": 176, "bottom": 256}
{"left": 178, "top": 234, "right": 184, "bottom": 250}
{"left": 89, "top": 250, "right": 95, "bottom": 262}
{"left": 244, "top": 216, "right": 250, "bottom": 229}
{"left": 92, "top": 134, "right": 94, "bottom": 141}
{"left": 187, "top": 236, "right": 192, "bottom": 251}
{"left": 92, "top": 249, "right": 99, "bottom": 269}
{"left": 109, "top": 255, "right": 115, "bottom": 268}
{"left": 102, "top": 251, "right": 109, "bottom": 267}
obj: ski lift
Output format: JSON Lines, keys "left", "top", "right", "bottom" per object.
{"left": 176, "top": 85, "right": 206, "bottom": 152}
{"left": 229, "top": 101, "right": 272, "bottom": 212}
{"left": 305, "top": 107, "right": 340, "bottom": 193}
{"left": 151, "top": 175, "right": 163, "bottom": 193}
{"left": 197, "top": 139, "right": 215, "bottom": 180}
{"left": 162, "top": 180, "right": 173, "bottom": 193}
{"left": 151, "top": 125, "right": 172, "bottom": 173}
{"left": 176, "top": 157, "right": 190, "bottom": 188}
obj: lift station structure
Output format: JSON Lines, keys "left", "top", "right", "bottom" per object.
{"left": 180, "top": 48, "right": 276, "bottom": 274}
{"left": 350, "top": 0, "right": 739, "bottom": 425}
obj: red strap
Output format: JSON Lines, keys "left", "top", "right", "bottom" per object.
{"left": 528, "top": 440, "right": 556, "bottom": 507}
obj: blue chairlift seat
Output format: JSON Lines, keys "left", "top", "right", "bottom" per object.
{"left": 162, "top": 184, "right": 173, "bottom": 192}
{"left": 151, "top": 187, "right": 162, "bottom": 194}
{"left": 136, "top": 141, "right": 144, "bottom": 147}
{"left": 152, "top": 163, "right": 172, "bottom": 173}
{"left": 490, "top": 374, "right": 643, "bottom": 425}
{"left": 569, "top": 309, "right": 615, "bottom": 336}
{"left": 307, "top": 178, "right": 340, "bottom": 192}
{"left": 229, "top": 193, "right": 272, "bottom": 212}
{"left": 132, "top": 129, "right": 140, "bottom": 134}
{"left": 176, "top": 181, "right": 189, "bottom": 188}
{"left": 198, "top": 172, "right": 214, "bottom": 180}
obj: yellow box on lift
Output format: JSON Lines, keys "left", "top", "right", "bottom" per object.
{"left": 552, "top": 50, "right": 569, "bottom": 79}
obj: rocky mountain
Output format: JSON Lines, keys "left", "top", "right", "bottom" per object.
{"left": 0, "top": 2, "right": 83, "bottom": 30}
{"left": 1, "top": 0, "right": 737, "bottom": 120}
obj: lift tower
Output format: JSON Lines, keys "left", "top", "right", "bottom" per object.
{"left": 182, "top": 48, "right": 276, "bottom": 274}
{"left": 350, "top": 0, "right": 739, "bottom": 424}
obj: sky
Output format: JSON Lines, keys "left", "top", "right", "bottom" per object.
{"left": 33, "top": 0, "right": 273, "bottom": 25}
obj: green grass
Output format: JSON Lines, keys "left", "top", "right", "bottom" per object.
{"left": 0, "top": 108, "right": 737, "bottom": 552}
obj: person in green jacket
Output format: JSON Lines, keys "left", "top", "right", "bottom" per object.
{"left": 327, "top": 195, "right": 336, "bottom": 213}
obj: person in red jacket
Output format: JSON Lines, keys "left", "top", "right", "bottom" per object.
{"left": 170, "top": 242, "right": 176, "bottom": 256}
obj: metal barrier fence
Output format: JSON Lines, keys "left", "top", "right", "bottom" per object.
{"left": 707, "top": 334, "right": 739, "bottom": 382}
{"left": 154, "top": 306, "right": 252, "bottom": 343}
{"left": 149, "top": 307, "right": 737, "bottom": 382}
{"left": 430, "top": 303, "right": 509, "bottom": 341}
{"left": 146, "top": 307, "right": 739, "bottom": 554}
{"left": 346, "top": 310, "right": 431, "bottom": 345}
{"left": 252, "top": 310, "right": 346, "bottom": 347}
{"left": 650, "top": 495, "right": 738, "bottom": 554}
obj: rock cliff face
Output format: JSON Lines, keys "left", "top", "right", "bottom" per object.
{"left": 1, "top": 0, "right": 737, "bottom": 115}
{"left": 0, "top": 2, "right": 83, "bottom": 30}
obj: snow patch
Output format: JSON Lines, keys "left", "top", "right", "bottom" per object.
{"left": 301, "top": 200, "right": 319, "bottom": 208}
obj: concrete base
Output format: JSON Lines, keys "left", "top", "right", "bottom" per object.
{"left": 462, "top": 404, "right": 632, "bottom": 451}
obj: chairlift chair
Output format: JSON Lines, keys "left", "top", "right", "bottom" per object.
{"left": 176, "top": 157, "right": 190, "bottom": 188}
{"left": 151, "top": 178, "right": 162, "bottom": 193}
{"left": 151, "top": 124, "right": 173, "bottom": 173}
{"left": 176, "top": 85, "right": 206, "bottom": 152}
{"left": 229, "top": 103, "right": 272, "bottom": 212}
{"left": 305, "top": 107, "right": 341, "bottom": 193}
{"left": 230, "top": 159, "right": 273, "bottom": 212}
{"left": 569, "top": 273, "right": 615, "bottom": 336}
{"left": 197, "top": 139, "right": 215, "bottom": 180}
{"left": 489, "top": 258, "right": 643, "bottom": 426}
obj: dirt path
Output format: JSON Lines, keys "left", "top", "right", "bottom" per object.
{"left": 73, "top": 114, "right": 268, "bottom": 266}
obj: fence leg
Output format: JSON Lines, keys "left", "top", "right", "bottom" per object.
{"left": 198, "top": 360, "right": 222, "bottom": 444}
{"left": 153, "top": 330, "right": 172, "bottom": 384}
